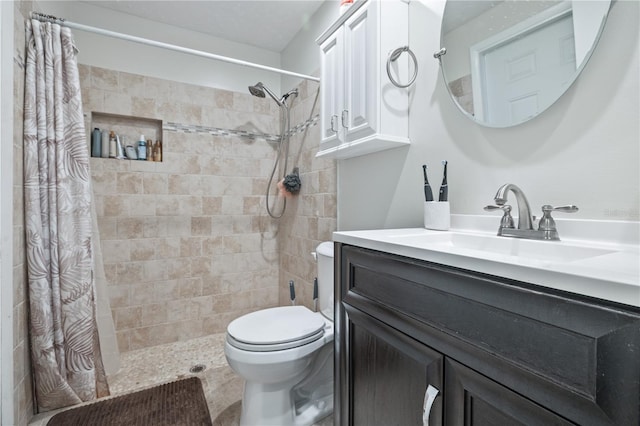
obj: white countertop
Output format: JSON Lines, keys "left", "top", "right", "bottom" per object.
{"left": 333, "top": 217, "right": 640, "bottom": 308}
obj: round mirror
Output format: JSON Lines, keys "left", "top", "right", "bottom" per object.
{"left": 438, "top": 0, "right": 611, "bottom": 128}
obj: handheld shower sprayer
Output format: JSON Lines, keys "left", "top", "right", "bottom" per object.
{"left": 281, "top": 89, "right": 298, "bottom": 103}
{"left": 248, "top": 81, "right": 301, "bottom": 219}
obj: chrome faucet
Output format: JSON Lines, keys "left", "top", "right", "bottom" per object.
{"left": 485, "top": 183, "right": 578, "bottom": 241}
{"left": 493, "top": 184, "right": 533, "bottom": 230}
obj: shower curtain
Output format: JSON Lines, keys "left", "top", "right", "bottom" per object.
{"left": 23, "top": 19, "right": 109, "bottom": 412}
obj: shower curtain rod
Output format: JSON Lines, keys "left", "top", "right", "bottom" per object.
{"left": 30, "top": 12, "right": 321, "bottom": 82}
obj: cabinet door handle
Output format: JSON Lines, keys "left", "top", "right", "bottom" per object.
{"left": 330, "top": 115, "right": 338, "bottom": 133}
{"left": 341, "top": 110, "right": 349, "bottom": 129}
{"left": 422, "top": 384, "right": 439, "bottom": 426}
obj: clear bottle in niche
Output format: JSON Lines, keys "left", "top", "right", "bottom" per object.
{"left": 137, "top": 135, "right": 147, "bottom": 160}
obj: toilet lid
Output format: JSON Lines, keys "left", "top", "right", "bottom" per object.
{"left": 227, "top": 306, "right": 325, "bottom": 348}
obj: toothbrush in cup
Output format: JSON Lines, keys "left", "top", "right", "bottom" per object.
{"left": 422, "top": 164, "right": 434, "bottom": 202}
{"left": 438, "top": 160, "right": 448, "bottom": 202}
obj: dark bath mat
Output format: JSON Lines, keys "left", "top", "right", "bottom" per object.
{"left": 47, "top": 376, "right": 212, "bottom": 426}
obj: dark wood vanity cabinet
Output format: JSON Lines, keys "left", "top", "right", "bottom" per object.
{"left": 345, "top": 304, "right": 443, "bottom": 426}
{"left": 335, "top": 244, "right": 640, "bottom": 426}
{"left": 444, "top": 358, "right": 573, "bottom": 425}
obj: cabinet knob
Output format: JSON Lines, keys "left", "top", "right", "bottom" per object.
{"left": 341, "top": 110, "right": 349, "bottom": 129}
{"left": 422, "top": 384, "right": 439, "bottom": 426}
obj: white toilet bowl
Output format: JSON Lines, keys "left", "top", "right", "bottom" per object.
{"left": 224, "top": 242, "right": 335, "bottom": 426}
{"left": 225, "top": 306, "right": 334, "bottom": 426}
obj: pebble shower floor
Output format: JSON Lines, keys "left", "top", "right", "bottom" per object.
{"left": 28, "top": 332, "right": 334, "bottom": 425}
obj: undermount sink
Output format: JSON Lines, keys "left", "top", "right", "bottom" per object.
{"left": 389, "top": 232, "right": 615, "bottom": 263}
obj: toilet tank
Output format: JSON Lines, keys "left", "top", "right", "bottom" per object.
{"left": 315, "top": 242, "right": 334, "bottom": 320}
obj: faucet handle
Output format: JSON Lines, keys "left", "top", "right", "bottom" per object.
{"left": 484, "top": 204, "right": 510, "bottom": 212}
{"left": 539, "top": 205, "right": 579, "bottom": 233}
{"left": 484, "top": 204, "right": 514, "bottom": 229}
{"left": 544, "top": 205, "right": 579, "bottom": 214}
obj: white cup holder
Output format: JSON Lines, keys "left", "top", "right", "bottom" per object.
{"left": 424, "top": 201, "right": 450, "bottom": 231}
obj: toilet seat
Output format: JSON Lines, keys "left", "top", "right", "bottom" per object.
{"left": 227, "top": 306, "right": 326, "bottom": 352}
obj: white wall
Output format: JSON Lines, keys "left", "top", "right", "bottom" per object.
{"left": 40, "top": 1, "right": 284, "bottom": 94}
{"left": 336, "top": 0, "right": 639, "bottom": 230}
{"left": 0, "top": 1, "right": 14, "bottom": 423}
{"left": 35, "top": 1, "right": 341, "bottom": 111}
{"left": 281, "top": 0, "right": 339, "bottom": 91}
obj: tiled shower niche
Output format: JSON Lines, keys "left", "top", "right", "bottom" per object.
{"left": 90, "top": 112, "right": 163, "bottom": 162}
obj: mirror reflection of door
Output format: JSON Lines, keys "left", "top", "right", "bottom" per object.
{"left": 471, "top": 4, "right": 576, "bottom": 126}
{"left": 440, "top": 0, "right": 611, "bottom": 128}
{"left": 483, "top": 15, "right": 575, "bottom": 126}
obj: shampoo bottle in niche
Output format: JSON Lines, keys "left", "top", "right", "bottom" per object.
{"left": 137, "top": 135, "right": 147, "bottom": 160}
{"left": 108, "top": 131, "right": 117, "bottom": 158}
{"left": 101, "top": 130, "right": 109, "bottom": 158}
{"left": 153, "top": 140, "right": 162, "bottom": 162}
{"left": 146, "top": 139, "right": 153, "bottom": 161}
{"left": 91, "top": 128, "right": 101, "bottom": 157}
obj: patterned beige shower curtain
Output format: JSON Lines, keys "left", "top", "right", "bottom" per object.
{"left": 23, "top": 19, "right": 109, "bottom": 412}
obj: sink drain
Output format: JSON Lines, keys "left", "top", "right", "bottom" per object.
{"left": 189, "top": 364, "right": 206, "bottom": 373}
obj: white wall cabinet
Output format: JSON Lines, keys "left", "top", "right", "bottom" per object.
{"left": 316, "top": 0, "right": 411, "bottom": 159}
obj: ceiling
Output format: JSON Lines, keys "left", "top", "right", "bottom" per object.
{"left": 442, "top": 1, "right": 502, "bottom": 34}
{"left": 86, "top": 1, "right": 326, "bottom": 52}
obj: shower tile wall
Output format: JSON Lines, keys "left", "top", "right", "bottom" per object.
{"left": 13, "top": 2, "right": 34, "bottom": 424}
{"left": 80, "top": 65, "right": 285, "bottom": 352}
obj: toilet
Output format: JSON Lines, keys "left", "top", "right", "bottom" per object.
{"left": 224, "top": 242, "right": 334, "bottom": 426}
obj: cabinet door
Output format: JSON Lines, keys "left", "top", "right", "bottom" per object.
{"left": 445, "top": 358, "right": 575, "bottom": 426}
{"left": 343, "top": 1, "right": 378, "bottom": 142}
{"left": 343, "top": 304, "right": 443, "bottom": 426}
{"left": 319, "top": 27, "right": 343, "bottom": 150}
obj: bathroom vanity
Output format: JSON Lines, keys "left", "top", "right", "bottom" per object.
{"left": 333, "top": 228, "right": 640, "bottom": 425}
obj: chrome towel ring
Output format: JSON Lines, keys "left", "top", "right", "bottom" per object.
{"left": 386, "top": 46, "right": 418, "bottom": 88}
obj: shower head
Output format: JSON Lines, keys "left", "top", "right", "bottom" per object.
{"left": 248, "top": 83, "right": 299, "bottom": 108}
{"left": 248, "top": 82, "right": 284, "bottom": 107}
{"left": 248, "top": 84, "right": 265, "bottom": 98}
